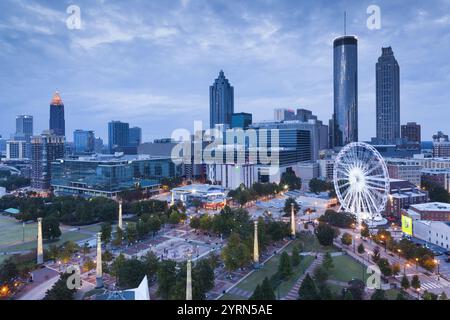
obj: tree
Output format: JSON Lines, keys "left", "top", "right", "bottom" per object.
{"left": 360, "top": 222, "right": 370, "bottom": 238}
{"left": 423, "top": 290, "right": 438, "bottom": 300}
{"left": 396, "top": 290, "right": 407, "bottom": 300}
{"left": 357, "top": 243, "right": 365, "bottom": 254}
{"left": 401, "top": 275, "right": 410, "bottom": 290}
{"left": 309, "top": 178, "right": 332, "bottom": 194}
{"left": 190, "top": 216, "right": 200, "bottom": 230}
{"left": 156, "top": 260, "right": 177, "bottom": 299}
{"left": 322, "top": 252, "right": 334, "bottom": 271}
{"left": 283, "top": 197, "right": 300, "bottom": 215}
{"left": 100, "top": 223, "right": 112, "bottom": 244}
{"left": 278, "top": 252, "right": 292, "bottom": 279}
{"left": 313, "top": 266, "right": 329, "bottom": 289}
{"left": 411, "top": 275, "right": 421, "bottom": 290}
{"left": 117, "top": 258, "right": 146, "bottom": 289}
{"left": 298, "top": 273, "right": 319, "bottom": 300}
{"left": 125, "top": 223, "right": 138, "bottom": 243}
{"left": 280, "top": 170, "right": 302, "bottom": 190}
{"left": 377, "top": 258, "right": 392, "bottom": 277}
{"left": 341, "top": 232, "right": 353, "bottom": 246}
{"left": 141, "top": 251, "right": 159, "bottom": 282}
{"left": 319, "top": 210, "right": 356, "bottom": 228}
{"left": 83, "top": 259, "right": 96, "bottom": 272}
{"left": 43, "top": 273, "right": 77, "bottom": 300}
{"left": 372, "top": 246, "right": 381, "bottom": 263}
{"left": 291, "top": 246, "right": 301, "bottom": 267}
{"left": 168, "top": 210, "right": 181, "bottom": 225}
{"left": 315, "top": 223, "right": 337, "bottom": 246}
{"left": 42, "top": 216, "right": 61, "bottom": 241}
{"left": 112, "top": 226, "right": 124, "bottom": 246}
{"left": 439, "top": 291, "right": 448, "bottom": 300}
{"left": 148, "top": 215, "right": 161, "bottom": 236}
{"left": 260, "top": 277, "right": 276, "bottom": 300}
{"left": 250, "top": 284, "right": 263, "bottom": 300}
{"left": 82, "top": 242, "right": 90, "bottom": 258}
{"left": 221, "top": 233, "right": 251, "bottom": 271}
{"left": 191, "top": 198, "right": 202, "bottom": 213}
{"left": 0, "top": 259, "right": 18, "bottom": 284}
{"left": 371, "top": 289, "right": 386, "bottom": 300}
{"left": 192, "top": 259, "right": 215, "bottom": 300}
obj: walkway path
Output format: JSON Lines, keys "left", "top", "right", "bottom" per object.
{"left": 282, "top": 253, "right": 323, "bottom": 300}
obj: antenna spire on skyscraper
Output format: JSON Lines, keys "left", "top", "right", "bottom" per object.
{"left": 344, "top": 11, "right": 347, "bottom": 36}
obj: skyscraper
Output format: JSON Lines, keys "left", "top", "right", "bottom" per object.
{"left": 129, "top": 127, "right": 142, "bottom": 146}
{"left": 274, "top": 109, "right": 295, "bottom": 122}
{"left": 73, "top": 130, "right": 95, "bottom": 154}
{"left": 401, "top": 122, "right": 421, "bottom": 143}
{"left": 15, "top": 115, "right": 33, "bottom": 141}
{"left": 31, "top": 130, "right": 65, "bottom": 190}
{"left": 49, "top": 91, "right": 65, "bottom": 136}
{"left": 376, "top": 47, "right": 400, "bottom": 143}
{"left": 210, "top": 70, "right": 234, "bottom": 128}
{"left": 332, "top": 36, "right": 358, "bottom": 147}
{"left": 108, "top": 121, "right": 129, "bottom": 153}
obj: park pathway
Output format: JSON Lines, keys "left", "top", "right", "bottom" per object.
{"left": 282, "top": 253, "right": 323, "bottom": 300}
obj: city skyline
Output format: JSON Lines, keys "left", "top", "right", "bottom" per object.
{"left": 1, "top": 0, "right": 450, "bottom": 143}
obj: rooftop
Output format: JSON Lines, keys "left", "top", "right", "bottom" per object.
{"left": 410, "top": 202, "right": 450, "bottom": 212}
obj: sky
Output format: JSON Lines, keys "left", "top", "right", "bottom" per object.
{"left": 0, "top": 0, "right": 449, "bottom": 143}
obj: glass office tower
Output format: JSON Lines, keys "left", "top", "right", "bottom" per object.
{"left": 376, "top": 47, "right": 400, "bottom": 143}
{"left": 210, "top": 70, "right": 234, "bottom": 128}
{"left": 332, "top": 36, "right": 358, "bottom": 147}
{"left": 49, "top": 91, "right": 65, "bottom": 137}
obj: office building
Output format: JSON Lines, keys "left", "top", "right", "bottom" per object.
{"left": 207, "top": 163, "right": 257, "bottom": 190}
{"left": 332, "top": 36, "right": 358, "bottom": 147}
{"left": 129, "top": 127, "right": 142, "bottom": 147}
{"left": 376, "top": 47, "right": 400, "bottom": 144}
{"left": 15, "top": 115, "right": 33, "bottom": 141}
{"left": 94, "top": 137, "right": 104, "bottom": 153}
{"left": 403, "top": 202, "right": 450, "bottom": 222}
{"left": 6, "top": 140, "right": 27, "bottom": 160}
{"left": 231, "top": 113, "right": 252, "bottom": 129}
{"left": 51, "top": 154, "right": 179, "bottom": 198}
{"left": 401, "top": 122, "right": 421, "bottom": 143}
{"left": 410, "top": 220, "right": 450, "bottom": 251}
{"left": 49, "top": 91, "right": 65, "bottom": 136}
{"left": 73, "top": 130, "right": 95, "bottom": 155}
{"left": 274, "top": 109, "right": 295, "bottom": 122}
{"left": 108, "top": 121, "right": 130, "bottom": 153}
{"left": 385, "top": 179, "right": 428, "bottom": 220}
{"left": 386, "top": 158, "right": 422, "bottom": 186}
{"left": 210, "top": 70, "right": 234, "bottom": 128}
{"left": 421, "top": 168, "right": 450, "bottom": 192}
{"left": 432, "top": 131, "right": 450, "bottom": 157}
{"left": 31, "top": 130, "right": 65, "bottom": 190}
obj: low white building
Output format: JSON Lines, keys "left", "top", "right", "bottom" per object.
{"left": 297, "top": 161, "right": 319, "bottom": 191}
{"left": 207, "top": 163, "right": 257, "bottom": 189}
{"left": 412, "top": 220, "right": 450, "bottom": 251}
{"left": 0, "top": 187, "right": 6, "bottom": 198}
{"left": 317, "top": 158, "right": 335, "bottom": 181}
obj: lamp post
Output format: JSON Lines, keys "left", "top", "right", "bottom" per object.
{"left": 434, "top": 259, "right": 440, "bottom": 281}
{"left": 380, "top": 235, "right": 386, "bottom": 252}
{"left": 416, "top": 288, "right": 420, "bottom": 300}
{"left": 415, "top": 257, "right": 419, "bottom": 270}
{"left": 403, "top": 263, "right": 410, "bottom": 275}
{"left": 396, "top": 249, "right": 402, "bottom": 258}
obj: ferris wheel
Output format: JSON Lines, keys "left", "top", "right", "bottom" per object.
{"left": 333, "top": 142, "right": 390, "bottom": 224}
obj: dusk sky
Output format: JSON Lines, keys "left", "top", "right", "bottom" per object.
{"left": 1, "top": 0, "right": 449, "bottom": 143}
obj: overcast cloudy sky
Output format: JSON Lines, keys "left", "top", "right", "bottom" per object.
{"left": 0, "top": 0, "right": 449, "bottom": 142}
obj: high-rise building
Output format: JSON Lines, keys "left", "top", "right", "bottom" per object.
{"left": 73, "top": 130, "right": 95, "bottom": 155}
{"left": 108, "top": 121, "right": 130, "bottom": 153}
{"left": 49, "top": 91, "right": 65, "bottom": 137}
{"left": 376, "top": 47, "right": 400, "bottom": 143}
{"left": 432, "top": 131, "right": 450, "bottom": 157}
{"left": 94, "top": 137, "right": 104, "bottom": 153}
{"left": 6, "top": 140, "right": 27, "bottom": 159}
{"left": 401, "top": 122, "right": 421, "bottom": 143}
{"left": 31, "top": 130, "right": 65, "bottom": 190}
{"left": 231, "top": 113, "right": 252, "bottom": 129}
{"left": 274, "top": 109, "right": 295, "bottom": 122}
{"left": 129, "top": 127, "right": 142, "bottom": 146}
{"left": 332, "top": 36, "right": 358, "bottom": 147}
{"left": 15, "top": 115, "right": 33, "bottom": 141}
{"left": 210, "top": 70, "right": 234, "bottom": 128}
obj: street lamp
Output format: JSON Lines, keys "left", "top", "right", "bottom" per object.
{"left": 380, "top": 235, "right": 387, "bottom": 252}
{"left": 396, "top": 249, "right": 402, "bottom": 258}
{"left": 415, "top": 257, "right": 419, "bottom": 270}
{"left": 434, "top": 259, "right": 440, "bottom": 280}
{"left": 416, "top": 288, "right": 420, "bottom": 299}
{"left": 403, "top": 263, "right": 410, "bottom": 275}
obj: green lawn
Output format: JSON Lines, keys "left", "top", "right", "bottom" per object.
{"left": 234, "top": 239, "right": 315, "bottom": 296}
{"left": 328, "top": 255, "right": 366, "bottom": 282}
{"left": 0, "top": 216, "right": 37, "bottom": 247}
{"left": 297, "top": 231, "right": 335, "bottom": 253}
{"left": 1, "top": 231, "right": 93, "bottom": 253}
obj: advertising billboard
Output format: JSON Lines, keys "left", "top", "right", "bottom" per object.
{"left": 401, "top": 215, "right": 413, "bottom": 236}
